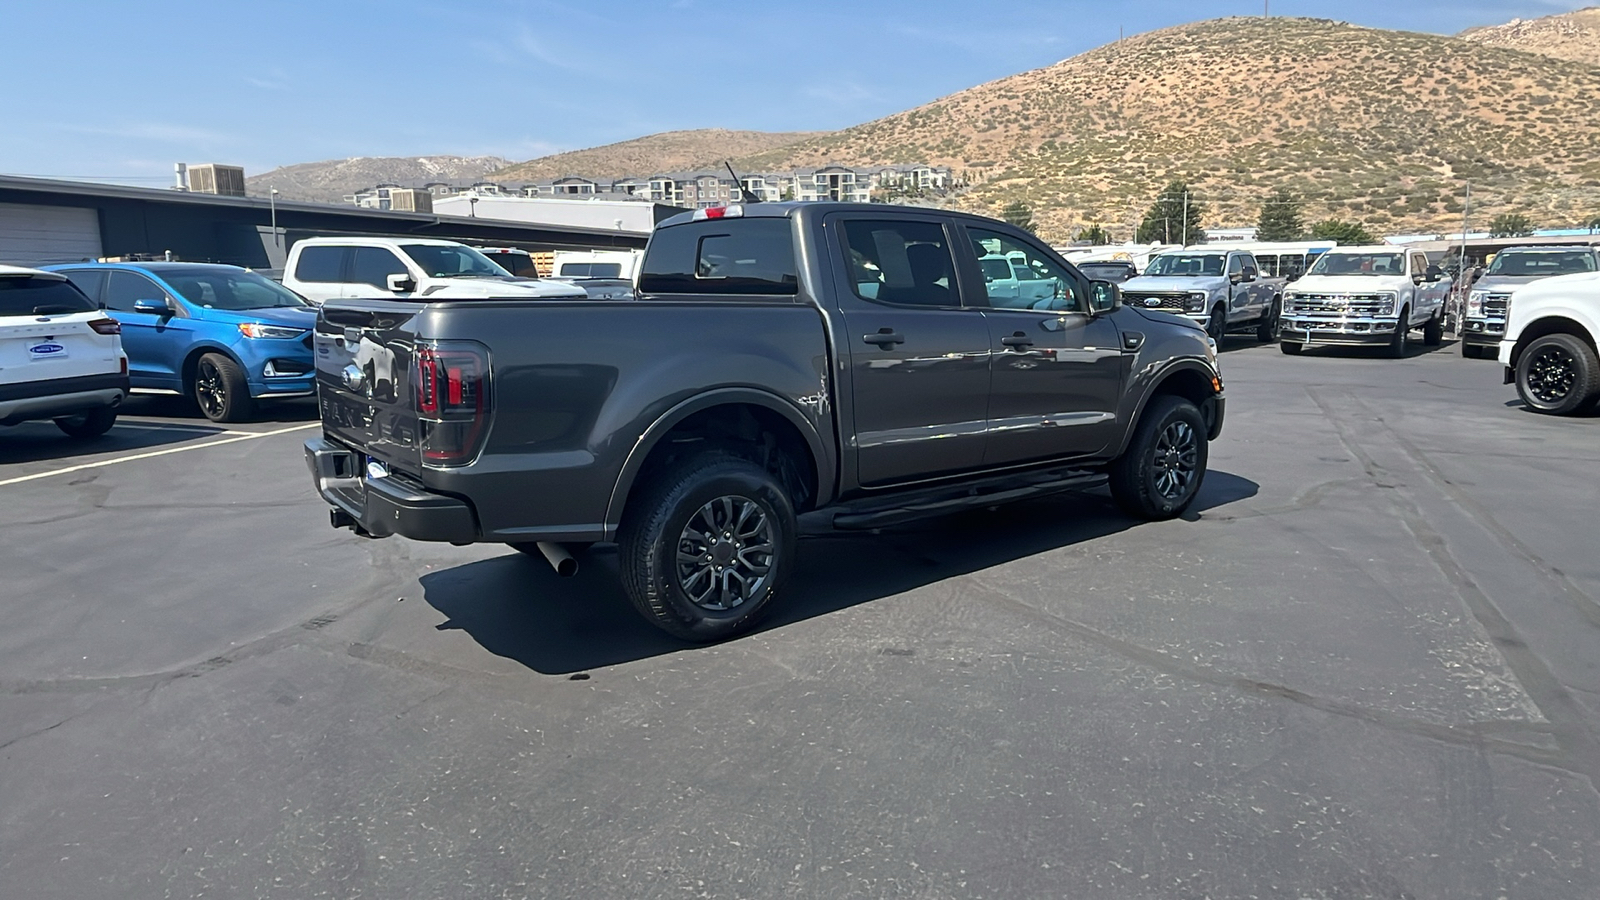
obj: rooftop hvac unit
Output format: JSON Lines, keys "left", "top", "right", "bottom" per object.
{"left": 187, "top": 164, "right": 246, "bottom": 197}
{"left": 389, "top": 188, "right": 433, "bottom": 213}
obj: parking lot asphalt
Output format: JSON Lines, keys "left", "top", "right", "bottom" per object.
{"left": 1, "top": 339, "right": 1597, "bottom": 900}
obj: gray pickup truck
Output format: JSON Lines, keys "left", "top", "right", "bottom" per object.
{"left": 305, "top": 203, "right": 1226, "bottom": 640}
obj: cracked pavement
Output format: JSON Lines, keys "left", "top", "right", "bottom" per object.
{"left": 0, "top": 342, "right": 1597, "bottom": 899}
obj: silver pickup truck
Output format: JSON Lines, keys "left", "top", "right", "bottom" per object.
{"left": 1118, "top": 248, "right": 1283, "bottom": 343}
{"left": 1461, "top": 245, "right": 1600, "bottom": 359}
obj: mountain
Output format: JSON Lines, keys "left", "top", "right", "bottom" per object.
{"left": 1460, "top": 7, "right": 1600, "bottom": 67}
{"left": 488, "top": 129, "right": 827, "bottom": 183}
{"left": 733, "top": 17, "right": 1600, "bottom": 242}
{"left": 245, "top": 155, "right": 511, "bottom": 203}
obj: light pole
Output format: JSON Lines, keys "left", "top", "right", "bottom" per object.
{"left": 468, "top": 196, "right": 479, "bottom": 218}
{"left": 269, "top": 189, "right": 279, "bottom": 247}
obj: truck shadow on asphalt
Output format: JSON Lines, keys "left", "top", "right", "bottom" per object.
{"left": 421, "top": 471, "right": 1259, "bottom": 675}
{"left": 0, "top": 419, "right": 228, "bottom": 465}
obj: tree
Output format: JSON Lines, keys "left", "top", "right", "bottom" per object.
{"left": 1002, "top": 201, "right": 1034, "bottom": 233}
{"left": 1077, "top": 224, "right": 1112, "bottom": 244}
{"left": 1255, "top": 188, "right": 1304, "bottom": 242}
{"left": 1586, "top": 214, "right": 1600, "bottom": 235}
{"left": 1310, "top": 219, "right": 1375, "bottom": 245}
{"left": 1136, "top": 181, "right": 1206, "bottom": 244}
{"left": 1488, "top": 212, "right": 1535, "bottom": 238}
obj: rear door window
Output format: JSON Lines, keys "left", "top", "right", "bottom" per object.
{"left": 0, "top": 275, "right": 98, "bottom": 317}
{"left": 841, "top": 219, "right": 961, "bottom": 307}
{"left": 351, "top": 248, "right": 409, "bottom": 289}
{"left": 294, "top": 246, "right": 346, "bottom": 283}
{"left": 639, "top": 218, "right": 797, "bottom": 296}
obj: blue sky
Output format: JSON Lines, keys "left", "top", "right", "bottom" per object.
{"left": 1, "top": 0, "right": 1590, "bottom": 184}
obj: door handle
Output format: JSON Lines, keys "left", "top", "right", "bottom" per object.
{"left": 1001, "top": 331, "right": 1033, "bottom": 349}
{"left": 862, "top": 329, "right": 905, "bottom": 347}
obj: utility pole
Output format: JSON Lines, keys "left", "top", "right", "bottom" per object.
{"left": 1181, "top": 191, "right": 1190, "bottom": 246}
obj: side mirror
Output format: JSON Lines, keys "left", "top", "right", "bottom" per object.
{"left": 1425, "top": 265, "right": 1444, "bottom": 283}
{"left": 132, "top": 298, "right": 172, "bottom": 316}
{"left": 1228, "top": 271, "right": 1243, "bottom": 285}
{"left": 1090, "top": 280, "right": 1120, "bottom": 315}
{"left": 386, "top": 273, "right": 417, "bottom": 293}
{"left": 1242, "top": 266, "right": 1258, "bottom": 283}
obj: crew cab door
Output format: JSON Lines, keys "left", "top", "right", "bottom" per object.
{"left": 828, "top": 214, "right": 991, "bottom": 486}
{"left": 104, "top": 270, "right": 193, "bottom": 390}
{"left": 959, "top": 225, "right": 1124, "bottom": 465}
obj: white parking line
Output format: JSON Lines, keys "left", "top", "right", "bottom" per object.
{"left": 0, "top": 423, "right": 320, "bottom": 489}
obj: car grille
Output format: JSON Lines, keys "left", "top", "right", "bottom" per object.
{"left": 1484, "top": 293, "right": 1511, "bottom": 317}
{"left": 1122, "top": 292, "right": 1188, "bottom": 311}
{"left": 1286, "top": 293, "right": 1390, "bottom": 316}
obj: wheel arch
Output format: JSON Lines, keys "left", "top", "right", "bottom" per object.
{"left": 1510, "top": 316, "right": 1597, "bottom": 371}
{"left": 1117, "top": 360, "right": 1222, "bottom": 456}
{"left": 180, "top": 343, "right": 246, "bottom": 393}
{"left": 604, "top": 389, "right": 832, "bottom": 539}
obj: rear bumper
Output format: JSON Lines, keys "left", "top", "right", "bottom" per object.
{"left": 0, "top": 374, "right": 128, "bottom": 426}
{"left": 304, "top": 436, "right": 479, "bottom": 543}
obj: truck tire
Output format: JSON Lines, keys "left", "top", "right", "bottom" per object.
{"left": 1423, "top": 313, "right": 1443, "bottom": 346}
{"left": 1280, "top": 341, "right": 1303, "bottom": 356}
{"left": 1109, "top": 395, "right": 1208, "bottom": 520}
{"left": 194, "top": 353, "right": 254, "bottom": 423}
{"left": 54, "top": 407, "right": 118, "bottom": 439}
{"left": 618, "top": 453, "right": 796, "bottom": 642}
{"left": 1385, "top": 309, "right": 1410, "bottom": 358}
{"left": 1206, "top": 305, "right": 1226, "bottom": 343}
{"left": 1515, "top": 333, "right": 1600, "bottom": 416}
{"left": 1462, "top": 342, "right": 1483, "bottom": 359}
{"left": 1256, "top": 299, "right": 1280, "bottom": 343}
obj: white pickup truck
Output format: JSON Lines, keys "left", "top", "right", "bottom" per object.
{"left": 1279, "top": 246, "right": 1449, "bottom": 357}
{"left": 282, "top": 237, "right": 584, "bottom": 304}
{"left": 1499, "top": 271, "right": 1600, "bottom": 415}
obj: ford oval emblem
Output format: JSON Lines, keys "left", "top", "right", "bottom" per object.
{"left": 1144, "top": 298, "right": 1161, "bottom": 307}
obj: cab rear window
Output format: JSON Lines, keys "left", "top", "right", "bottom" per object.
{"left": 638, "top": 219, "right": 798, "bottom": 296}
{"left": 0, "top": 275, "right": 98, "bottom": 317}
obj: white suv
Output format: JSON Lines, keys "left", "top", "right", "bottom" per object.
{"left": 282, "top": 237, "right": 585, "bottom": 304}
{"left": 0, "top": 266, "right": 129, "bottom": 438}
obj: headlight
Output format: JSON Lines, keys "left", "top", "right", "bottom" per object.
{"left": 238, "top": 323, "right": 306, "bottom": 340}
{"left": 1467, "top": 290, "right": 1488, "bottom": 317}
{"left": 1186, "top": 290, "right": 1209, "bottom": 312}
{"left": 1377, "top": 293, "right": 1396, "bottom": 316}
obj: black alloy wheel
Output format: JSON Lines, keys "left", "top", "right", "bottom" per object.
{"left": 619, "top": 452, "right": 796, "bottom": 641}
{"left": 1462, "top": 342, "right": 1483, "bottom": 359}
{"left": 194, "top": 353, "right": 253, "bottom": 423}
{"left": 1256, "top": 299, "right": 1280, "bottom": 343}
{"left": 1516, "top": 333, "right": 1600, "bottom": 416}
{"left": 1109, "top": 394, "right": 1208, "bottom": 520}
{"left": 674, "top": 496, "right": 777, "bottom": 612}
{"left": 1386, "top": 309, "right": 1410, "bottom": 358}
{"left": 1206, "top": 306, "right": 1227, "bottom": 343}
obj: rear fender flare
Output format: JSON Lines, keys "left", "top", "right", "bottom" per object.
{"left": 602, "top": 387, "right": 834, "bottom": 539}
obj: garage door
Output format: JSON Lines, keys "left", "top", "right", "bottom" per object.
{"left": 0, "top": 203, "right": 103, "bottom": 267}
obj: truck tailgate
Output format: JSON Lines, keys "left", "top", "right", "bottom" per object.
{"left": 313, "top": 299, "right": 427, "bottom": 474}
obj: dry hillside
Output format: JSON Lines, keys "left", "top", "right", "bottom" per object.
{"left": 735, "top": 17, "right": 1600, "bottom": 243}
{"left": 490, "top": 129, "right": 825, "bottom": 182}
{"left": 1460, "top": 7, "right": 1600, "bottom": 67}
{"left": 246, "top": 156, "right": 510, "bottom": 203}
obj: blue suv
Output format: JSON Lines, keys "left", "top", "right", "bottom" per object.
{"left": 46, "top": 262, "right": 316, "bottom": 422}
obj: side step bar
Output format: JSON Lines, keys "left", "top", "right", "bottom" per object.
{"left": 799, "top": 467, "right": 1107, "bottom": 534}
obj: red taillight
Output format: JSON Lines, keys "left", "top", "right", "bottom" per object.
{"left": 87, "top": 317, "right": 121, "bottom": 335}
{"left": 414, "top": 342, "right": 490, "bottom": 465}
{"left": 121, "top": 357, "right": 128, "bottom": 375}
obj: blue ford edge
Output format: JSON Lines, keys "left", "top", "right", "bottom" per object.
{"left": 46, "top": 262, "right": 316, "bottom": 422}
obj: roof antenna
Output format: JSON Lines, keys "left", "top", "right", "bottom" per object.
{"left": 725, "top": 161, "right": 761, "bottom": 204}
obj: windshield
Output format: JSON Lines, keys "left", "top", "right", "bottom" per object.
{"left": 1307, "top": 252, "right": 1404, "bottom": 276}
{"left": 0, "top": 274, "right": 98, "bottom": 317}
{"left": 1484, "top": 250, "right": 1597, "bottom": 277}
{"left": 401, "top": 244, "right": 511, "bottom": 278}
{"left": 165, "top": 267, "right": 306, "bottom": 310}
{"left": 1144, "top": 254, "right": 1225, "bottom": 277}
